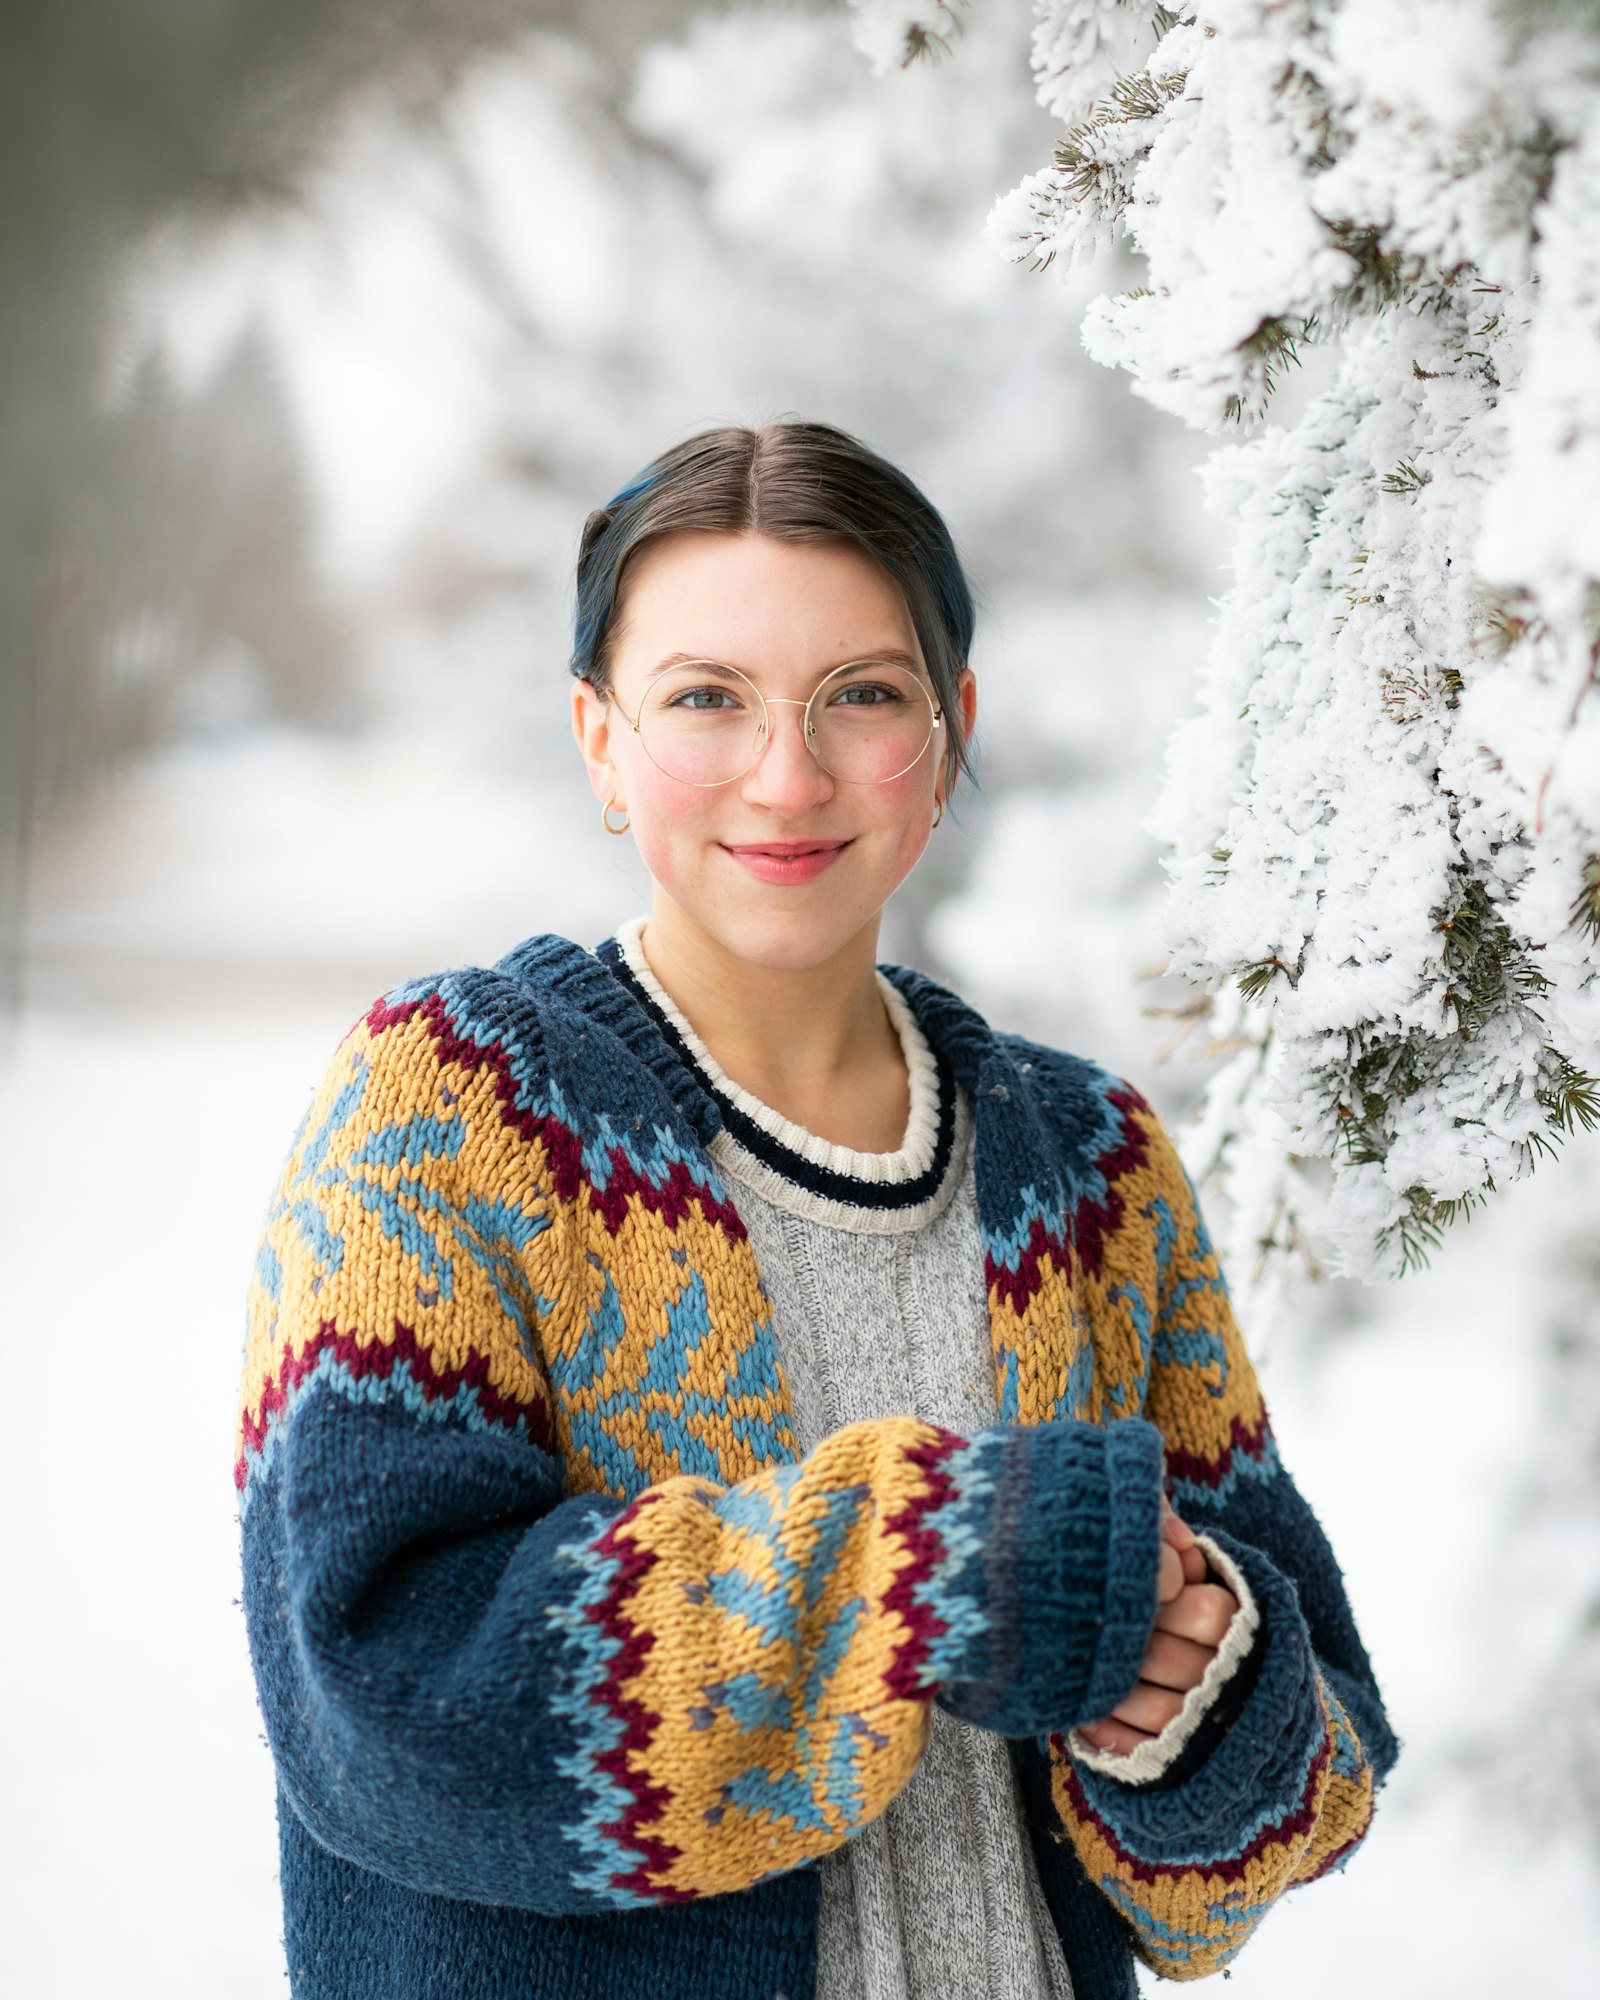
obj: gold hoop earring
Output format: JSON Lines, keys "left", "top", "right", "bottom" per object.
{"left": 931, "top": 796, "right": 944, "bottom": 829}
{"left": 601, "top": 799, "right": 631, "bottom": 836}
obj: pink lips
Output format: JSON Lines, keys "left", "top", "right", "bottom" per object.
{"left": 721, "top": 839, "right": 851, "bottom": 885}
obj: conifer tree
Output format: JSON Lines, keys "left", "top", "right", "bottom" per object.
{"left": 852, "top": 0, "right": 1600, "bottom": 1308}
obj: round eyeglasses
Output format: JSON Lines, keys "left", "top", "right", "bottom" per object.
{"left": 612, "top": 658, "right": 943, "bottom": 788}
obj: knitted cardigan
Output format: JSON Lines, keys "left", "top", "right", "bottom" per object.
{"left": 236, "top": 931, "right": 1398, "bottom": 2000}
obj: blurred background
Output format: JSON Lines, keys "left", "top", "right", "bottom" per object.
{"left": 2, "top": 2, "right": 1597, "bottom": 1993}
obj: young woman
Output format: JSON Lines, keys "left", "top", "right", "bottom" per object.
{"left": 237, "top": 421, "right": 1397, "bottom": 2000}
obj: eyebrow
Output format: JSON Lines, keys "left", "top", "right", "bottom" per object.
{"left": 646, "top": 648, "right": 927, "bottom": 680}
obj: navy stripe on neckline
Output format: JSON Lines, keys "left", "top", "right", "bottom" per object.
{"left": 594, "top": 938, "right": 959, "bottom": 1213}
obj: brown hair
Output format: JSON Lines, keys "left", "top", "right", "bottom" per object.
{"left": 571, "top": 420, "right": 977, "bottom": 787}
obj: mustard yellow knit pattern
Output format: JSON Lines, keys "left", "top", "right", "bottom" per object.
{"left": 238, "top": 955, "right": 1389, "bottom": 1978}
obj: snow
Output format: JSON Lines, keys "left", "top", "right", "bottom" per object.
{"left": 20, "top": 724, "right": 646, "bottom": 1004}
{"left": 969, "top": 0, "right": 1600, "bottom": 1288}
{"left": 7, "top": 1, "right": 1600, "bottom": 1990}
{"left": 847, "top": 1, "right": 970, "bottom": 75}
{"left": 1, "top": 1010, "right": 306, "bottom": 1999}
{"left": 1029, "top": 2, "right": 1154, "bottom": 128}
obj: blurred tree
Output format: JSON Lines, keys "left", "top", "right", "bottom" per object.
{"left": 0, "top": 0, "right": 704, "bottom": 1023}
{"left": 233, "top": 0, "right": 1213, "bottom": 1020}
{"left": 33, "top": 330, "right": 353, "bottom": 788}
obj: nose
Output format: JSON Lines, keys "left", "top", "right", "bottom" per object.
{"left": 738, "top": 696, "right": 835, "bottom": 813}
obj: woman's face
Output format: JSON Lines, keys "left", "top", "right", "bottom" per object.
{"left": 571, "top": 530, "right": 976, "bottom": 974}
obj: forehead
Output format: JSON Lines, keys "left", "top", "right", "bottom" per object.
{"left": 610, "top": 531, "right": 921, "bottom": 680}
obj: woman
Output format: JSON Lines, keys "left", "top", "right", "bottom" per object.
{"left": 236, "top": 421, "right": 1397, "bottom": 2000}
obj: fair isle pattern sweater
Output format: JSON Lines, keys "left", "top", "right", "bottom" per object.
{"left": 608, "top": 918, "right": 1073, "bottom": 2000}
{"left": 609, "top": 919, "right": 1265, "bottom": 1810}
{"left": 236, "top": 930, "right": 1398, "bottom": 2000}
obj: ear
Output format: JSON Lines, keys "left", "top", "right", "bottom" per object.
{"left": 941, "top": 666, "right": 978, "bottom": 798}
{"left": 571, "top": 678, "right": 627, "bottom": 812}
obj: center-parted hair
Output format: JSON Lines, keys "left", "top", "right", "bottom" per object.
{"left": 571, "top": 420, "right": 978, "bottom": 787}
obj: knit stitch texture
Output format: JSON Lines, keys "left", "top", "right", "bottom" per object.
{"left": 236, "top": 931, "right": 1398, "bottom": 1999}
{"left": 612, "top": 912, "right": 1073, "bottom": 2000}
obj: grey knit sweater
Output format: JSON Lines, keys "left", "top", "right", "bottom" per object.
{"left": 615, "top": 921, "right": 1074, "bottom": 2000}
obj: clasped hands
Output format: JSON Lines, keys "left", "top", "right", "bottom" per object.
{"left": 1076, "top": 1496, "right": 1240, "bottom": 1758}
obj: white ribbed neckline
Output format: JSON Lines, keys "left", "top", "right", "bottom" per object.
{"left": 613, "top": 915, "right": 943, "bottom": 1184}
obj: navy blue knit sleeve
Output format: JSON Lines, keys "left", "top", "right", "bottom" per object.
{"left": 1038, "top": 1079, "right": 1399, "bottom": 1980}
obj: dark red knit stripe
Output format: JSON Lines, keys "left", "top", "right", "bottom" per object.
{"left": 985, "top": 1082, "right": 1155, "bottom": 1315}
{"left": 1068, "top": 1081, "right": 1153, "bottom": 1283}
{"left": 1055, "top": 1729, "right": 1333, "bottom": 1887}
{"left": 582, "top": 1439, "right": 972, "bottom": 1898}
{"left": 235, "top": 1316, "right": 551, "bottom": 1488}
{"left": 1164, "top": 1410, "right": 1274, "bottom": 1493}
{"left": 985, "top": 1214, "right": 1076, "bottom": 1317}
{"left": 584, "top": 1493, "right": 695, "bottom": 1902}
{"left": 881, "top": 1430, "right": 970, "bottom": 1701}
{"left": 365, "top": 987, "right": 748, "bottom": 1240}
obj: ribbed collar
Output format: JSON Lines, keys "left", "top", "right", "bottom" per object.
{"left": 491, "top": 926, "right": 1001, "bottom": 1152}
{"left": 598, "top": 917, "right": 972, "bottom": 1233}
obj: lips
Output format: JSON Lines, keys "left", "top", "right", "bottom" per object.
{"left": 723, "top": 841, "right": 848, "bottom": 857}
{"left": 720, "top": 838, "right": 851, "bottom": 884}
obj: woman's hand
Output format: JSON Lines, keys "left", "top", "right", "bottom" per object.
{"left": 1076, "top": 1496, "right": 1240, "bottom": 1757}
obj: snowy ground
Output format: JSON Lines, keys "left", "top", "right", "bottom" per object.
{"left": 5, "top": 725, "right": 1599, "bottom": 1998}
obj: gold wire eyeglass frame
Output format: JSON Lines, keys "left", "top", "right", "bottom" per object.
{"left": 608, "top": 658, "right": 945, "bottom": 788}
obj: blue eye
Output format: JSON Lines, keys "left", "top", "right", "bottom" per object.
{"left": 667, "top": 686, "right": 740, "bottom": 711}
{"left": 830, "top": 680, "right": 903, "bottom": 707}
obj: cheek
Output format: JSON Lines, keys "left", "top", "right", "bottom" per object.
{"left": 871, "top": 768, "right": 939, "bottom": 856}
{"left": 625, "top": 766, "right": 717, "bottom": 885}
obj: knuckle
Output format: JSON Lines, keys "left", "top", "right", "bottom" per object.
{"left": 1199, "top": 1594, "right": 1231, "bottom": 1643}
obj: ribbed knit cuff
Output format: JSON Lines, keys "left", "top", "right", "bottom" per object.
{"left": 936, "top": 1417, "right": 1165, "bottom": 1740}
{"left": 1065, "top": 1525, "right": 1327, "bottom": 1850}
{"left": 1066, "top": 1534, "right": 1261, "bottom": 1785}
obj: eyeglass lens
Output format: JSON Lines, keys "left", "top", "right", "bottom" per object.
{"left": 635, "top": 661, "right": 937, "bottom": 786}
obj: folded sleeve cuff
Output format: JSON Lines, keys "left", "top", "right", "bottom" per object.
{"left": 937, "top": 1415, "right": 1166, "bottom": 1739}
{"left": 1066, "top": 1532, "right": 1261, "bottom": 1786}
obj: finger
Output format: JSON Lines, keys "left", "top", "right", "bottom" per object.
{"left": 1137, "top": 1627, "right": 1217, "bottom": 1694}
{"left": 1157, "top": 1540, "right": 1185, "bottom": 1604}
{"left": 1110, "top": 1679, "right": 1185, "bottom": 1735}
{"left": 1163, "top": 1501, "right": 1207, "bottom": 1584}
{"left": 1077, "top": 1715, "right": 1157, "bottom": 1757}
{"left": 1153, "top": 1582, "right": 1240, "bottom": 1651}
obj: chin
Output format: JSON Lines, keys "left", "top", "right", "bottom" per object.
{"left": 711, "top": 901, "right": 872, "bottom": 974}
{"left": 650, "top": 877, "right": 880, "bottom": 976}
{"left": 642, "top": 828, "right": 928, "bottom": 970}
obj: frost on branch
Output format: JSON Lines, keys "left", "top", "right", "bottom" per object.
{"left": 1030, "top": 2, "right": 1155, "bottom": 126}
{"left": 847, "top": 1, "right": 970, "bottom": 73}
{"left": 1156, "top": 286, "right": 1598, "bottom": 1299}
{"left": 858, "top": 0, "right": 1600, "bottom": 1295}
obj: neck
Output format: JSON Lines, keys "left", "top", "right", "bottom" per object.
{"left": 638, "top": 895, "right": 903, "bottom": 1118}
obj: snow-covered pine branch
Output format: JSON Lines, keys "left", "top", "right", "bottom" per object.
{"left": 852, "top": 0, "right": 1600, "bottom": 1300}
{"left": 848, "top": 1, "right": 971, "bottom": 72}
{"left": 1028, "top": 0, "right": 1155, "bottom": 125}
